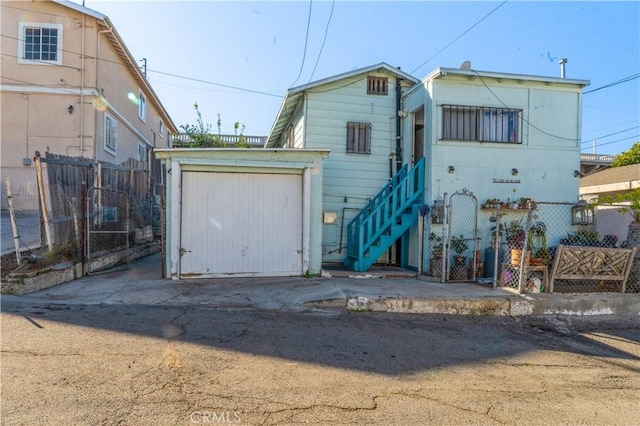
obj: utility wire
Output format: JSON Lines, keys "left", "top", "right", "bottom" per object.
{"left": 580, "top": 126, "right": 640, "bottom": 145}
{"left": 473, "top": 70, "right": 579, "bottom": 142}
{"left": 583, "top": 134, "right": 640, "bottom": 149}
{"left": 307, "top": 0, "right": 335, "bottom": 84}
{"left": 411, "top": 0, "right": 508, "bottom": 74}
{"left": 1, "top": 33, "right": 283, "bottom": 98}
{"left": 584, "top": 73, "right": 640, "bottom": 94}
{"left": 290, "top": 0, "right": 313, "bottom": 88}
{"left": 148, "top": 69, "right": 282, "bottom": 98}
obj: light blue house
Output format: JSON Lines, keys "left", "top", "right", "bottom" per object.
{"left": 267, "top": 63, "right": 590, "bottom": 273}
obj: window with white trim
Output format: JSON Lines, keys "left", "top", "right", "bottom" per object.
{"left": 159, "top": 118, "right": 164, "bottom": 136}
{"left": 138, "top": 90, "right": 146, "bottom": 122}
{"left": 18, "top": 22, "right": 63, "bottom": 65}
{"left": 346, "top": 122, "right": 371, "bottom": 154}
{"left": 442, "top": 105, "right": 522, "bottom": 143}
{"left": 104, "top": 114, "right": 118, "bottom": 156}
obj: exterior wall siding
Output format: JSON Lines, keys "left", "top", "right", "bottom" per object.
{"left": 301, "top": 73, "right": 413, "bottom": 262}
{"left": 0, "top": 0, "right": 175, "bottom": 209}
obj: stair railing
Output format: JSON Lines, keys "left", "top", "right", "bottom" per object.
{"left": 346, "top": 158, "right": 425, "bottom": 263}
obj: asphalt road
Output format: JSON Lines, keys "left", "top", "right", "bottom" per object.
{"left": 1, "top": 302, "right": 638, "bottom": 425}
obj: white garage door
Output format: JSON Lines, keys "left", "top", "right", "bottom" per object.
{"left": 179, "top": 171, "right": 303, "bottom": 277}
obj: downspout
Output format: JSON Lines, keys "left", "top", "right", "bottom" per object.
{"left": 394, "top": 76, "right": 403, "bottom": 265}
{"left": 80, "top": 13, "right": 86, "bottom": 155}
{"left": 96, "top": 25, "right": 114, "bottom": 160}
{"left": 395, "top": 76, "right": 402, "bottom": 173}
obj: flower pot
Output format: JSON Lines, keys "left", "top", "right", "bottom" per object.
{"left": 510, "top": 249, "right": 530, "bottom": 266}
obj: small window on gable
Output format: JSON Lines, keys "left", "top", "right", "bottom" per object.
{"left": 159, "top": 118, "right": 164, "bottom": 136}
{"left": 367, "top": 76, "right": 388, "bottom": 95}
{"left": 104, "top": 114, "right": 118, "bottom": 156}
{"left": 347, "top": 122, "right": 371, "bottom": 154}
{"left": 138, "top": 90, "right": 146, "bottom": 122}
{"left": 18, "top": 22, "right": 63, "bottom": 65}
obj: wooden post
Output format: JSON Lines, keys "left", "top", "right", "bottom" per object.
{"left": 4, "top": 177, "right": 22, "bottom": 263}
{"left": 71, "top": 197, "right": 80, "bottom": 253}
{"left": 34, "top": 152, "right": 53, "bottom": 250}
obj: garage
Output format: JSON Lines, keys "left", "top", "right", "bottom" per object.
{"left": 180, "top": 171, "right": 303, "bottom": 277}
{"left": 154, "top": 148, "right": 329, "bottom": 279}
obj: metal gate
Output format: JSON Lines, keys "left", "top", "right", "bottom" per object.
{"left": 86, "top": 187, "right": 130, "bottom": 275}
{"left": 444, "top": 188, "right": 479, "bottom": 282}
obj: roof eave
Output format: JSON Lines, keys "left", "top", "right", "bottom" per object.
{"left": 427, "top": 67, "right": 590, "bottom": 88}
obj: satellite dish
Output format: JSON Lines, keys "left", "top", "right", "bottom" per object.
{"left": 460, "top": 60, "right": 471, "bottom": 70}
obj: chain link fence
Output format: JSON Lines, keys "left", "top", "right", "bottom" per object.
{"left": 2, "top": 179, "right": 43, "bottom": 258}
{"left": 423, "top": 198, "right": 639, "bottom": 294}
{"left": 2, "top": 153, "right": 159, "bottom": 278}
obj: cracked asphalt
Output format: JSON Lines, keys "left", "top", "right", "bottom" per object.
{"left": 1, "top": 301, "right": 639, "bottom": 425}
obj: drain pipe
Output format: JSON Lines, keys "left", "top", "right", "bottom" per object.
{"left": 395, "top": 76, "right": 402, "bottom": 173}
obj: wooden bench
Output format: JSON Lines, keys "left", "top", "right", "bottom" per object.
{"left": 549, "top": 245, "right": 638, "bottom": 293}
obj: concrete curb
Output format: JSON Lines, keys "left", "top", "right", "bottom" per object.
{"left": 346, "top": 293, "right": 640, "bottom": 317}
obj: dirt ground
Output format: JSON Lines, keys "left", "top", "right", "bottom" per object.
{"left": 1, "top": 249, "right": 57, "bottom": 284}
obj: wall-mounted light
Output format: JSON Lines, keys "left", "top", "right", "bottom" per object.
{"left": 397, "top": 109, "right": 408, "bottom": 118}
{"left": 571, "top": 200, "right": 594, "bottom": 225}
{"left": 511, "top": 168, "right": 518, "bottom": 176}
{"left": 67, "top": 105, "right": 74, "bottom": 114}
{"left": 574, "top": 170, "right": 582, "bottom": 178}
{"left": 448, "top": 166, "right": 455, "bottom": 174}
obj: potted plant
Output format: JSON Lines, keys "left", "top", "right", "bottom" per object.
{"left": 450, "top": 234, "right": 469, "bottom": 264}
{"left": 505, "top": 219, "right": 529, "bottom": 265}
{"left": 428, "top": 232, "right": 443, "bottom": 277}
{"left": 450, "top": 234, "right": 469, "bottom": 280}
{"left": 429, "top": 232, "right": 443, "bottom": 257}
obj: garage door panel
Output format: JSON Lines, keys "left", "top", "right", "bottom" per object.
{"left": 180, "top": 171, "right": 303, "bottom": 276}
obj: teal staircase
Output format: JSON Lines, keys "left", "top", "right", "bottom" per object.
{"left": 343, "top": 158, "right": 425, "bottom": 272}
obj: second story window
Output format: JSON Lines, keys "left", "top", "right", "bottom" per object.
{"left": 104, "top": 114, "right": 118, "bottom": 156}
{"left": 442, "top": 105, "right": 522, "bottom": 143}
{"left": 138, "top": 90, "right": 146, "bottom": 122}
{"left": 159, "top": 118, "right": 164, "bottom": 137}
{"left": 347, "top": 122, "right": 371, "bottom": 154}
{"left": 367, "top": 76, "right": 388, "bottom": 95}
{"left": 18, "top": 22, "right": 63, "bottom": 65}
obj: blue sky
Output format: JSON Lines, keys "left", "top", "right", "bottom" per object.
{"left": 80, "top": 0, "right": 639, "bottom": 156}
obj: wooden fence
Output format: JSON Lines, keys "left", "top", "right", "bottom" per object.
{"left": 34, "top": 152, "right": 156, "bottom": 266}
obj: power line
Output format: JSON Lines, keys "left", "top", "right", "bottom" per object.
{"left": 290, "top": 0, "right": 313, "bottom": 88}
{"left": 411, "top": 0, "right": 508, "bottom": 74}
{"left": 584, "top": 73, "right": 640, "bottom": 94}
{"left": 307, "top": 0, "right": 335, "bottom": 84}
{"left": 148, "top": 69, "right": 282, "bottom": 98}
{"left": 580, "top": 126, "right": 640, "bottom": 145}
{"left": 472, "top": 70, "right": 579, "bottom": 142}
{"left": 584, "top": 134, "right": 640, "bottom": 149}
{"left": 2, "top": 32, "right": 283, "bottom": 98}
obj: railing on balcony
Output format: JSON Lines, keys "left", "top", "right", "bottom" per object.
{"left": 172, "top": 133, "right": 268, "bottom": 148}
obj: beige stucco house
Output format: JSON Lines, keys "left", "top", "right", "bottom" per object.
{"left": 1, "top": 0, "right": 178, "bottom": 210}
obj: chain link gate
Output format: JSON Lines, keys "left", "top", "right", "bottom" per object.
{"left": 86, "top": 187, "right": 130, "bottom": 275}
{"left": 444, "top": 189, "right": 480, "bottom": 282}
